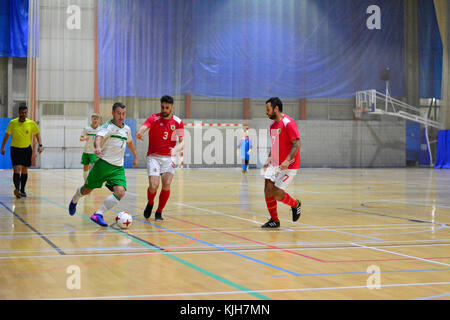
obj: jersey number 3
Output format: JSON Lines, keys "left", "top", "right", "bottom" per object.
{"left": 163, "top": 132, "right": 169, "bottom": 140}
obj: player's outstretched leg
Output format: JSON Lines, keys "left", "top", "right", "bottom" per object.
{"left": 261, "top": 197, "right": 280, "bottom": 228}
{"left": 90, "top": 213, "right": 108, "bottom": 227}
{"left": 83, "top": 167, "right": 89, "bottom": 182}
{"left": 155, "top": 189, "right": 170, "bottom": 221}
{"left": 155, "top": 173, "right": 173, "bottom": 221}
{"left": 144, "top": 187, "right": 156, "bottom": 219}
{"left": 280, "top": 192, "right": 302, "bottom": 222}
{"left": 91, "top": 190, "right": 122, "bottom": 227}
{"left": 69, "top": 186, "right": 88, "bottom": 216}
{"left": 291, "top": 199, "right": 301, "bottom": 222}
{"left": 262, "top": 179, "right": 281, "bottom": 228}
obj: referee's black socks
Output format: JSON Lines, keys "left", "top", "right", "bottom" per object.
{"left": 20, "top": 174, "right": 28, "bottom": 192}
{"left": 13, "top": 173, "right": 20, "bottom": 191}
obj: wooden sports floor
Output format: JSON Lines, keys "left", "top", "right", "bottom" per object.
{"left": 0, "top": 167, "right": 449, "bottom": 300}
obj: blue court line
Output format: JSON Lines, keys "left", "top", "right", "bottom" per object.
{"left": 132, "top": 215, "right": 303, "bottom": 276}
{"left": 0, "top": 178, "right": 270, "bottom": 300}
{"left": 0, "top": 200, "right": 66, "bottom": 255}
{"left": 414, "top": 293, "right": 450, "bottom": 300}
{"left": 247, "top": 209, "right": 384, "bottom": 241}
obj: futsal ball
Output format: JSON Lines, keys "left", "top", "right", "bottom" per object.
{"left": 116, "top": 211, "right": 132, "bottom": 229}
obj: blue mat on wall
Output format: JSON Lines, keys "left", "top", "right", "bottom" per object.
{"left": 123, "top": 118, "right": 137, "bottom": 168}
{"left": 406, "top": 122, "right": 420, "bottom": 162}
{"left": 0, "top": 118, "right": 12, "bottom": 169}
{"left": 435, "top": 130, "right": 450, "bottom": 169}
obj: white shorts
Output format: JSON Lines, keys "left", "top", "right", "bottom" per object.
{"left": 263, "top": 163, "right": 297, "bottom": 191}
{"left": 147, "top": 155, "right": 175, "bottom": 176}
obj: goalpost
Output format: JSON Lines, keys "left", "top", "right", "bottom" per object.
{"left": 178, "top": 122, "right": 249, "bottom": 168}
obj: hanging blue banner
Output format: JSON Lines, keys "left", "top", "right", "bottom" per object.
{"left": 0, "top": 0, "right": 29, "bottom": 58}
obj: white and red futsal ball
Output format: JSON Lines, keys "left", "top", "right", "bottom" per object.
{"left": 116, "top": 211, "right": 132, "bottom": 229}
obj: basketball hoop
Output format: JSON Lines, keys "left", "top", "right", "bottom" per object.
{"left": 353, "top": 107, "right": 364, "bottom": 120}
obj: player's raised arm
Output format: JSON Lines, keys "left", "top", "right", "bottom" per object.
{"left": 135, "top": 125, "right": 149, "bottom": 141}
{"left": 136, "top": 117, "right": 153, "bottom": 141}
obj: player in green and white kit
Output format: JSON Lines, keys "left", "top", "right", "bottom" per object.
{"left": 80, "top": 114, "right": 100, "bottom": 181}
{"left": 68, "top": 102, "right": 138, "bottom": 227}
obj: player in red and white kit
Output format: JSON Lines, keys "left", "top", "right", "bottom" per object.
{"left": 262, "top": 97, "right": 302, "bottom": 228}
{"left": 135, "top": 95, "right": 184, "bottom": 220}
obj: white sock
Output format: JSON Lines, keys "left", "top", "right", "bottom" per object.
{"left": 83, "top": 170, "right": 88, "bottom": 181}
{"left": 72, "top": 186, "right": 84, "bottom": 204}
{"left": 96, "top": 194, "right": 120, "bottom": 215}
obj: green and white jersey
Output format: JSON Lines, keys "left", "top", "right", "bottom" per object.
{"left": 81, "top": 125, "right": 100, "bottom": 154}
{"left": 96, "top": 120, "right": 132, "bottom": 167}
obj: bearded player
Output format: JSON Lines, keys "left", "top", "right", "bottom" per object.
{"left": 262, "top": 97, "right": 302, "bottom": 228}
{"left": 136, "top": 95, "right": 184, "bottom": 221}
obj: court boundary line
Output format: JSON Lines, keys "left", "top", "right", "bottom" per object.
{"left": 414, "top": 292, "right": 450, "bottom": 300}
{"left": 170, "top": 215, "right": 325, "bottom": 262}
{"left": 54, "top": 281, "right": 450, "bottom": 300}
{"left": 0, "top": 200, "right": 66, "bottom": 255}
{"left": 134, "top": 216, "right": 304, "bottom": 276}
{"left": 351, "top": 243, "right": 450, "bottom": 267}
{"left": 0, "top": 177, "right": 270, "bottom": 300}
{"left": 175, "top": 202, "right": 385, "bottom": 241}
{"left": 1, "top": 238, "right": 450, "bottom": 258}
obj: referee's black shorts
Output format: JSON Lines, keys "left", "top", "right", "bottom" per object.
{"left": 10, "top": 146, "right": 32, "bottom": 167}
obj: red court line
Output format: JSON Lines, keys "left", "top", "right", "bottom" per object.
{"left": 0, "top": 226, "right": 200, "bottom": 278}
{"left": 324, "top": 256, "right": 450, "bottom": 263}
{"left": 169, "top": 216, "right": 450, "bottom": 264}
{"left": 170, "top": 216, "right": 326, "bottom": 263}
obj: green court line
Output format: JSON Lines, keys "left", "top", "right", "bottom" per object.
{"left": 0, "top": 177, "right": 270, "bottom": 300}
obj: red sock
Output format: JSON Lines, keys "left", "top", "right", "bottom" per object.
{"left": 281, "top": 192, "right": 298, "bottom": 207}
{"left": 265, "top": 197, "right": 278, "bottom": 222}
{"left": 147, "top": 188, "right": 157, "bottom": 205}
{"left": 157, "top": 189, "right": 170, "bottom": 213}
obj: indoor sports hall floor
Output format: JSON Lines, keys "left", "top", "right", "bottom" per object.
{"left": 0, "top": 167, "right": 449, "bottom": 300}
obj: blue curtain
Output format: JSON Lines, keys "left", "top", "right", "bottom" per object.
{"left": 418, "top": 0, "right": 442, "bottom": 99}
{"left": 0, "top": 0, "right": 29, "bottom": 58}
{"left": 98, "top": 0, "right": 405, "bottom": 99}
{"left": 435, "top": 130, "right": 450, "bottom": 169}
{"left": 406, "top": 122, "right": 420, "bottom": 162}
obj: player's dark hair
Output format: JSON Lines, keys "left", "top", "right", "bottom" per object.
{"left": 112, "top": 102, "right": 126, "bottom": 111}
{"left": 266, "top": 97, "right": 283, "bottom": 112}
{"left": 160, "top": 95, "right": 174, "bottom": 105}
{"left": 18, "top": 105, "right": 28, "bottom": 112}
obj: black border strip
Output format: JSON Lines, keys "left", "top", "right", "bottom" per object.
{"left": 110, "top": 223, "right": 165, "bottom": 251}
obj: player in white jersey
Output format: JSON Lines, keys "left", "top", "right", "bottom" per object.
{"left": 68, "top": 102, "right": 138, "bottom": 227}
{"left": 80, "top": 114, "right": 100, "bottom": 181}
